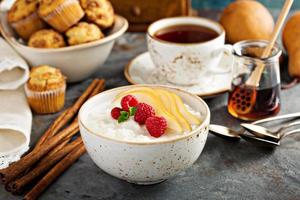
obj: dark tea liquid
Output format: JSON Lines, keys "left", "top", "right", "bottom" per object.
{"left": 228, "top": 83, "right": 281, "bottom": 121}
{"left": 154, "top": 24, "right": 219, "bottom": 43}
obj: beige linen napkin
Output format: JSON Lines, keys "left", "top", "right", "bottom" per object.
{"left": 0, "top": 38, "right": 32, "bottom": 169}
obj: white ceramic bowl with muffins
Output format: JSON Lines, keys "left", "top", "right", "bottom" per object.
{"left": 0, "top": 12, "right": 128, "bottom": 82}
{"left": 79, "top": 85, "right": 210, "bottom": 184}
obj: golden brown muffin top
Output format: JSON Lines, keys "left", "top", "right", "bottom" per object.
{"left": 38, "top": 0, "right": 72, "bottom": 17}
{"left": 28, "top": 29, "right": 66, "bottom": 48}
{"left": 27, "top": 65, "right": 66, "bottom": 91}
{"left": 80, "top": 0, "right": 115, "bottom": 29}
{"left": 66, "top": 22, "right": 104, "bottom": 45}
{"left": 7, "top": 0, "right": 39, "bottom": 23}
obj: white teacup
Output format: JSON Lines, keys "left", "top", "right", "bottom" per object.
{"left": 147, "top": 17, "right": 232, "bottom": 86}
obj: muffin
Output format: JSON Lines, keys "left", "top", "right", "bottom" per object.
{"left": 25, "top": 65, "right": 66, "bottom": 114}
{"left": 38, "top": 0, "right": 84, "bottom": 32}
{"left": 28, "top": 29, "right": 66, "bottom": 48}
{"left": 7, "top": 0, "right": 46, "bottom": 40}
{"left": 66, "top": 22, "right": 104, "bottom": 45}
{"left": 80, "top": 0, "right": 115, "bottom": 29}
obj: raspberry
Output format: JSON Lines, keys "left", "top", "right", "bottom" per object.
{"left": 134, "top": 103, "right": 155, "bottom": 124}
{"left": 111, "top": 107, "right": 122, "bottom": 120}
{"left": 121, "top": 95, "right": 138, "bottom": 111}
{"left": 145, "top": 116, "right": 167, "bottom": 138}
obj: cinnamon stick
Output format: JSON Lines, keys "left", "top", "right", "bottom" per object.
{"left": 38, "top": 133, "right": 76, "bottom": 167}
{"left": 9, "top": 138, "right": 83, "bottom": 194}
{"left": 9, "top": 138, "right": 70, "bottom": 191}
{"left": 24, "top": 145, "right": 86, "bottom": 200}
{"left": 35, "top": 79, "right": 100, "bottom": 148}
{"left": 89, "top": 79, "right": 105, "bottom": 98}
{"left": 0, "top": 79, "right": 105, "bottom": 184}
{"left": 33, "top": 109, "right": 69, "bottom": 149}
{"left": 46, "top": 139, "right": 70, "bottom": 157}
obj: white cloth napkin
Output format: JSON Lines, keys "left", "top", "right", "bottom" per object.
{"left": 0, "top": 38, "right": 32, "bottom": 169}
{"left": 0, "top": 0, "right": 15, "bottom": 11}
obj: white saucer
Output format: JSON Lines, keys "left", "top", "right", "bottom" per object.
{"left": 125, "top": 52, "right": 233, "bottom": 98}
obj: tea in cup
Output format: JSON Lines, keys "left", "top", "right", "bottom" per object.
{"left": 147, "top": 17, "right": 233, "bottom": 86}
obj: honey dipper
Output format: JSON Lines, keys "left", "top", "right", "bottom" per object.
{"left": 229, "top": 0, "right": 294, "bottom": 115}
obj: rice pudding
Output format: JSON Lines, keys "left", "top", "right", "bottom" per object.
{"left": 86, "top": 87, "right": 203, "bottom": 142}
{"left": 79, "top": 85, "right": 210, "bottom": 184}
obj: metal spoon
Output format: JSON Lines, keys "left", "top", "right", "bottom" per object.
{"left": 209, "top": 125, "right": 300, "bottom": 148}
{"left": 253, "top": 112, "right": 300, "bottom": 124}
{"left": 240, "top": 134, "right": 280, "bottom": 148}
{"left": 209, "top": 112, "right": 300, "bottom": 139}
{"left": 241, "top": 120, "right": 300, "bottom": 141}
{"left": 241, "top": 112, "right": 300, "bottom": 141}
{"left": 241, "top": 128, "right": 300, "bottom": 148}
{"left": 240, "top": 124, "right": 280, "bottom": 141}
{"left": 209, "top": 124, "right": 241, "bottom": 140}
{"left": 209, "top": 124, "right": 278, "bottom": 147}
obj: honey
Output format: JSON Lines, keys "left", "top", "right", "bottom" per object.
{"left": 228, "top": 81, "right": 280, "bottom": 121}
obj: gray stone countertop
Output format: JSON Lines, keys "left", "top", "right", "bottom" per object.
{"left": 1, "top": 29, "right": 300, "bottom": 200}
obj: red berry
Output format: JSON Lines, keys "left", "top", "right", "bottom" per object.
{"left": 134, "top": 103, "right": 155, "bottom": 124}
{"left": 121, "top": 95, "right": 138, "bottom": 111}
{"left": 111, "top": 107, "right": 122, "bottom": 120}
{"left": 145, "top": 116, "right": 167, "bottom": 138}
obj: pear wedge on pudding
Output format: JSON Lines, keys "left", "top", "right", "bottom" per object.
{"left": 170, "top": 92, "right": 201, "bottom": 125}
{"left": 115, "top": 87, "right": 157, "bottom": 99}
{"left": 156, "top": 89, "right": 192, "bottom": 132}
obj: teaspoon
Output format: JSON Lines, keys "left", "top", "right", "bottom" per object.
{"left": 209, "top": 124, "right": 241, "bottom": 140}
{"left": 241, "top": 120, "right": 300, "bottom": 141}
{"left": 240, "top": 134, "right": 280, "bottom": 148}
{"left": 209, "top": 125, "right": 300, "bottom": 148}
{"left": 253, "top": 112, "right": 300, "bottom": 124}
{"left": 209, "top": 112, "right": 300, "bottom": 139}
{"left": 241, "top": 128, "right": 300, "bottom": 148}
{"left": 209, "top": 124, "right": 278, "bottom": 147}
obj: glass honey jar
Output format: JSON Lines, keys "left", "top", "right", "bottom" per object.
{"left": 228, "top": 40, "right": 282, "bottom": 121}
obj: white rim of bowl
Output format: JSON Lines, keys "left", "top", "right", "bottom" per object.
{"left": 78, "top": 84, "right": 210, "bottom": 145}
{"left": 1, "top": 15, "right": 128, "bottom": 53}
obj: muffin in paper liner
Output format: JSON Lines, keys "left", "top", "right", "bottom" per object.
{"left": 25, "top": 83, "right": 66, "bottom": 114}
{"left": 38, "top": 0, "right": 84, "bottom": 32}
{"left": 25, "top": 65, "right": 66, "bottom": 114}
{"left": 7, "top": 0, "right": 46, "bottom": 40}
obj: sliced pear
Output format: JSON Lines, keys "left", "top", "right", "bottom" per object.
{"left": 115, "top": 87, "right": 158, "bottom": 100}
{"left": 155, "top": 89, "right": 172, "bottom": 112}
{"left": 114, "top": 88, "right": 183, "bottom": 133}
{"left": 156, "top": 89, "right": 191, "bottom": 132}
{"left": 115, "top": 87, "right": 167, "bottom": 112}
{"left": 169, "top": 92, "right": 202, "bottom": 125}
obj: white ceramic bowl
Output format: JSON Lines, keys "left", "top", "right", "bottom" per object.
{"left": 79, "top": 85, "right": 210, "bottom": 184}
{"left": 0, "top": 13, "right": 128, "bottom": 82}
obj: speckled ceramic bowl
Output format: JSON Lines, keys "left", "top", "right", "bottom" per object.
{"left": 79, "top": 85, "right": 210, "bottom": 184}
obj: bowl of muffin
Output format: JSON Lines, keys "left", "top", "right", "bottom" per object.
{"left": 0, "top": 0, "right": 128, "bottom": 82}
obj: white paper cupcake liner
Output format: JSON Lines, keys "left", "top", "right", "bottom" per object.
{"left": 42, "top": 0, "right": 84, "bottom": 32}
{"left": 24, "top": 84, "right": 66, "bottom": 114}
